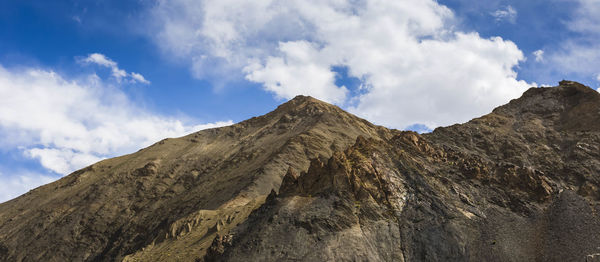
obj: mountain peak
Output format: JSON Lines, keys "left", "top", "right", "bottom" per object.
{"left": 289, "top": 94, "right": 319, "bottom": 102}
{"left": 272, "top": 95, "right": 339, "bottom": 115}
{"left": 558, "top": 79, "right": 591, "bottom": 89}
{"left": 520, "top": 80, "right": 598, "bottom": 99}
{"left": 490, "top": 81, "right": 600, "bottom": 129}
{"left": 3, "top": 81, "right": 600, "bottom": 262}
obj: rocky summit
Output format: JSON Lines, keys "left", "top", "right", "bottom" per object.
{"left": 2, "top": 80, "right": 600, "bottom": 262}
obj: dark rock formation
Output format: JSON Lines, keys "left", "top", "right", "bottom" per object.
{"left": 1, "top": 81, "right": 600, "bottom": 261}
{"left": 205, "top": 81, "right": 600, "bottom": 262}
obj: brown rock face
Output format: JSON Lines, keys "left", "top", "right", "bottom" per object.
{"left": 0, "top": 95, "right": 389, "bottom": 262}
{"left": 2, "top": 81, "right": 600, "bottom": 262}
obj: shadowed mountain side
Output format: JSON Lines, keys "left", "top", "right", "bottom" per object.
{"left": 204, "top": 81, "right": 600, "bottom": 262}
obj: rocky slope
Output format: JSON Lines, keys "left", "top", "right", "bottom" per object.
{"left": 0, "top": 96, "right": 389, "bottom": 262}
{"left": 204, "top": 81, "right": 600, "bottom": 262}
{"left": 2, "top": 81, "right": 600, "bottom": 261}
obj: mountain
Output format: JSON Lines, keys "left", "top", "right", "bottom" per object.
{"left": 0, "top": 96, "right": 390, "bottom": 262}
{"left": 2, "top": 81, "right": 600, "bottom": 261}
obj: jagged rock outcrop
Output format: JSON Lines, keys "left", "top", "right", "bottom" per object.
{"left": 2, "top": 81, "right": 600, "bottom": 261}
{"left": 203, "top": 81, "right": 600, "bottom": 262}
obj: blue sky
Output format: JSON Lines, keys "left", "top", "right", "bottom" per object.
{"left": 0, "top": 0, "right": 598, "bottom": 202}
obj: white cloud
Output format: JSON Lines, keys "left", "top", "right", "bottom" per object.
{"left": 533, "top": 49, "right": 544, "bottom": 62}
{"left": 83, "top": 53, "right": 117, "bottom": 68}
{"left": 150, "top": 0, "right": 533, "bottom": 129}
{"left": 25, "top": 148, "right": 103, "bottom": 175}
{"left": 0, "top": 64, "right": 232, "bottom": 176}
{"left": 567, "top": 0, "right": 600, "bottom": 34}
{"left": 130, "top": 72, "right": 151, "bottom": 84}
{"left": 348, "top": 33, "right": 530, "bottom": 128}
{"left": 548, "top": 41, "right": 600, "bottom": 76}
{"left": 244, "top": 41, "right": 348, "bottom": 103}
{"left": 80, "top": 53, "right": 150, "bottom": 84}
{"left": 0, "top": 170, "right": 58, "bottom": 203}
{"left": 491, "top": 5, "right": 517, "bottom": 23}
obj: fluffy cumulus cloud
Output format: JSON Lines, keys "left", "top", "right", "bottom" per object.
{"left": 244, "top": 41, "right": 348, "bottom": 103}
{"left": 80, "top": 53, "right": 150, "bottom": 84}
{"left": 349, "top": 33, "right": 529, "bottom": 128}
{"left": 0, "top": 64, "right": 232, "bottom": 175}
{"left": 150, "top": 0, "right": 532, "bottom": 129}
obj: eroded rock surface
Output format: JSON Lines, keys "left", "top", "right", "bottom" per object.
{"left": 2, "top": 81, "right": 600, "bottom": 262}
{"left": 206, "top": 81, "right": 600, "bottom": 262}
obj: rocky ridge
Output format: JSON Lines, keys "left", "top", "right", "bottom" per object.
{"left": 1, "top": 81, "right": 600, "bottom": 261}
{"left": 0, "top": 96, "right": 389, "bottom": 261}
{"left": 205, "top": 81, "right": 600, "bottom": 261}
